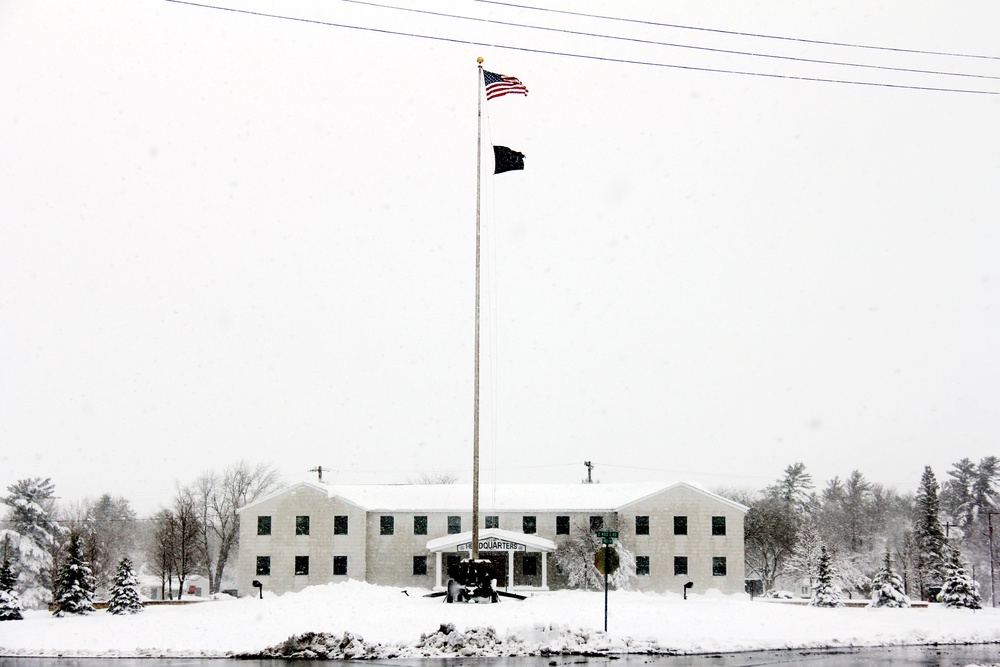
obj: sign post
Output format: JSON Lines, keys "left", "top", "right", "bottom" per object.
{"left": 594, "top": 531, "right": 619, "bottom": 631}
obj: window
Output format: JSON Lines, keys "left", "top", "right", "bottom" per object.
{"left": 295, "top": 515, "right": 310, "bottom": 536}
{"left": 295, "top": 556, "right": 309, "bottom": 576}
{"left": 674, "top": 556, "right": 688, "bottom": 576}
{"left": 448, "top": 516, "right": 462, "bottom": 534}
{"left": 255, "top": 556, "right": 271, "bottom": 576}
{"left": 522, "top": 555, "right": 538, "bottom": 576}
{"left": 522, "top": 516, "right": 536, "bottom": 534}
{"left": 257, "top": 516, "right": 272, "bottom": 536}
{"left": 334, "top": 515, "right": 349, "bottom": 535}
{"left": 673, "top": 516, "right": 688, "bottom": 535}
{"left": 713, "top": 556, "right": 727, "bottom": 576}
{"left": 712, "top": 516, "right": 727, "bottom": 536}
{"left": 556, "top": 516, "right": 570, "bottom": 535}
{"left": 413, "top": 556, "right": 428, "bottom": 576}
{"left": 333, "top": 556, "right": 348, "bottom": 576}
{"left": 413, "top": 516, "right": 427, "bottom": 535}
{"left": 636, "top": 556, "right": 650, "bottom": 576}
{"left": 446, "top": 554, "right": 460, "bottom": 579}
{"left": 590, "top": 516, "right": 604, "bottom": 532}
{"left": 485, "top": 515, "right": 499, "bottom": 529}
{"left": 635, "top": 516, "right": 650, "bottom": 535}
{"left": 380, "top": 515, "right": 394, "bottom": 535}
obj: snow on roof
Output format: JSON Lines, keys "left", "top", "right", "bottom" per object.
{"left": 238, "top": 479, "right": 747, "bottom": 514}
{"left": 425, "top": 528, "right": 557, "bottom": 552}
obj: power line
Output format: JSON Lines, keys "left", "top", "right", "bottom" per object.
{"left": 340, "top": 0, "right": 1000, "bottom": 83}
{"left": 470, "top": 0, "right": 1000, "bottom": 62}
{"left": 162, "top": 0, "right": 1000, "bottom": 95}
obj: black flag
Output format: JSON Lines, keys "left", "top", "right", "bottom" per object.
{"left": 493, "top": 145, "right": 525, "bottom": 174}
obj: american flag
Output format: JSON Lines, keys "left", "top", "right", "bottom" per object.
{"left": 483, "top": 70, "right": 528, "bottom": 101}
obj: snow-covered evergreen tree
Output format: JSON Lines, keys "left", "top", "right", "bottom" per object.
{"left": 940, "top": 547, "right": 981, "bottom": 610}
{"left": 1, "top": 478, "right": 65, "bottom": 609}
{"left": 0, "top": 538, "right": 23, "bottom": 621}
{"left": 869, "top": 547, "right": 910, "bottom": 608}
{"left": 52, "top": 533, "right": 95, "bottom": 617}
{"left": 809, "top": 546, "right": 843, "bottom": 607}
{"left": 914, "top": 466, "right": 947, "bottom": 601}
{"left": 107, "top": 557, "right": 143, "bottom": 615}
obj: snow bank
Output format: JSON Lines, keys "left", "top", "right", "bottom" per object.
{"left": 3, "top": 581, "right": 1000, "bottom": 659}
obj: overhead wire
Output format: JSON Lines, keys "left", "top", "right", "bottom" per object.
{"left": 162, "top": 0, "right": 1000, "bottom": 95}
{"left": 339, "top": 0, "right": 1000, "bottom": 83}
{"left": 471, "top": 0, "right": 1000, "bottom": 62}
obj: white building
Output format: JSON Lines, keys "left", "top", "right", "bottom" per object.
{"left": 236, "top": 480, "right": 747, "bottom": 596}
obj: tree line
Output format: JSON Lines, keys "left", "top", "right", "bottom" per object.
{"left": 0, "top": 461, "right": 279, "bottom": 610}
{"left": 738, "top": 458, "right": 999, "bottom": 604}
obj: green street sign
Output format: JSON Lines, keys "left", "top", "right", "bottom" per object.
{"left": 601, "top": 538, "right": 614, "bottom": 545}
{"left": 595, "top": 530, "right": 619, "bottom": 538}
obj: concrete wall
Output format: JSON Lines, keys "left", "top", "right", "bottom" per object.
{"left": 621, "top": 485, "right": 746, "bottom": 595}
{"left": 237, "top": 485, "right": 368, "bottom": 596}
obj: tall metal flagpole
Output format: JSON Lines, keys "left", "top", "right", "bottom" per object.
{"left": 472, "top": 57, "right": 484, "bottom": 562}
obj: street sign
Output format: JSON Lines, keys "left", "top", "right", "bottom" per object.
{"left": 601, "top": 538, "right": 614, "bottom": 545}
{"left": 595, "top": 530, "right": 619, "bottom": 538}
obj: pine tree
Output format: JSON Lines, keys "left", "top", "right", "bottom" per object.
{"left": 810, "top": 546, "right": 843, "bottom": 607}
{"left": 52, "top": 533, "right": 95, "bottom": 617}
{"left": 107, "top": 557, "right": 144, "bottom": 615}
{"left": 869, "top": 547, "right": 910, "bottom": 608}
{"left": 1, "top": 478, "right": 65, "bottom": 609}
{"left": 914, "top": 466, "right": 946, "bottom": 600}
{"left": 0, "top": 539, "right": 23, "bottom": 621}
{"left": 940, "top": 547, "right": 981, "bottom": 609}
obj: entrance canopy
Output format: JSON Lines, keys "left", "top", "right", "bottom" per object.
{"left": 425, "top": 528, "right": 556, "bottom": 591}
{"left": 426, "top": 528, "right": 556, "bottom": 554}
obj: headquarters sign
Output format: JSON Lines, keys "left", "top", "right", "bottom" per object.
{"left": 456, "top": 538, "right": 526, "bottom": 552}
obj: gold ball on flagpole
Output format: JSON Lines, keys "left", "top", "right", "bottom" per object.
{"left": 477, "top": 57, "right": 484, "bottom": 64}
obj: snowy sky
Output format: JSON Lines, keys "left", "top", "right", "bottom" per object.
{"left": 2, "top": 0, "right": 999, "bottom": 515}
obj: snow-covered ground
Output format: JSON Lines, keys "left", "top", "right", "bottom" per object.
{"left": 2, "top": 582, "right": 1000, "bottom": 659}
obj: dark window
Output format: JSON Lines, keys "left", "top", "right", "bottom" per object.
{"left": 295, "top": 556, "right": 309, "bottom": 576}
{"left": 523, "top": 516, "right": 536, "bottom": 534}
{"left": 334, "top": 515, "right": 349, "bottom": 535}
{"left": 485, "top": 515, "right": 499, "bottom": 529}
{"left": 380, "top": 515, "right": 394, "bottom": 535}
{"left": 713, "top": 557, "right": 727, "bottom": 576}
{"left": 556, "top": 516, "right": 570, "bottom": 535}
{"left": 522, "top": 555, "right": 538, "bottom": 576}
{"left": 448, "top": 516, "right": 462, "bottom": 534}
{"left": 635, "top": 516, "right": 650, "bottom": 535}
{"left": 674, "top": 556, "right": 688, "bottom": 576}
{"left": 673, "top": 516, "right": 688, "bottom": 535}
{"left": 446, "top": 554, "right": 460, "bottom": 579}
{"left": 413, "top": 516, "right": 427, "bottom": 535}
{"left": 295, "top": 516, "right": 310, "bottom": 536}
{"left": 590, "top": 516, "right": 604, "bottom": 532}
{"left": 333, "top": 556, "right": 348, "bottom": 576}
{"left": 257, "top": 516, "right": 272, "bottom": 536}
{"left": 413, "top": 556, "right": 428, "bottom": 576}
{"left": 636, "top": 556, "right": 650, "bottom": 576}
{"left": 255, "top": 556, "right": 271, "bottom": 576}
{"left": 712, "top": 516, "right": 727, "bottom": 536}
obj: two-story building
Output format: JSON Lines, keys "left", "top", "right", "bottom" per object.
{"left": 236, "top": 480, "right": 747, "bottom": 596}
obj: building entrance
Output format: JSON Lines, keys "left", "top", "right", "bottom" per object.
{"left": 479, "top": 552, "right": 507, "bottom": 587}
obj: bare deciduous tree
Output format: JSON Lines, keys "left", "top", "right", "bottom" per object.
{"left": 193, "top": 461, "right": 279, "bottom": 593}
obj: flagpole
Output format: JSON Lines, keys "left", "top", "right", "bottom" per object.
{"left": 472, "top": 57, "right": 484, "bottom": 563}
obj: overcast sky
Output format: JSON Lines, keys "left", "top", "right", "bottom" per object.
{"left": 2, "top": 0, "right": 999, "bottom": 514}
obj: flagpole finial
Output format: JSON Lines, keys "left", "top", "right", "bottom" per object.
{"left": 477, "top": 57, "right": 484, "bottom": 64}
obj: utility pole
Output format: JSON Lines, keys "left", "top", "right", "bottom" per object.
{"left": 309, "top": 466, "right": 328, "bottom": 483}
{"left": 987, "top": 512, "right": 998, "bottom": 607}
{"left": 584, "top": 461, "right": 594, "bottom": 484}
